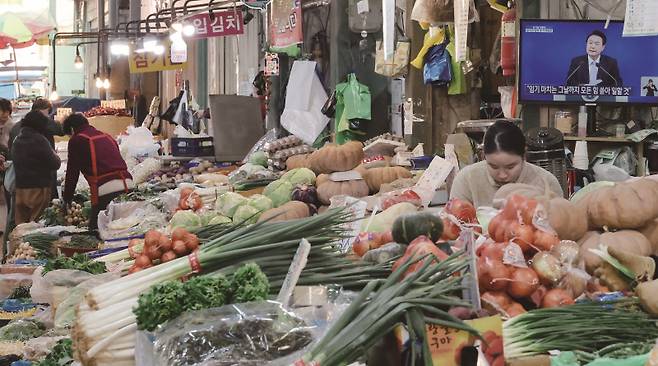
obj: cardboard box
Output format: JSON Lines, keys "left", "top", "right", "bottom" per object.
{"left": 88, "top": 115, "right": 135, "bottom": 138}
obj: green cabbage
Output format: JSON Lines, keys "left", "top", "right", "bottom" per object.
{"left": 208, "top": 215, "right": 232, "bottom": 226}
{"left": 215, "top": 192, "right": 248, "bottom": 218}
{"left": 248, "top": 194, "right": 274, "bottom": 213}
{"left": 249, "top": 151, "right": 268, "bottom": 167}
{"left": 170, "top": 210, "right": 202, "bottom": 231}
{"left": 281, "top": 168, "right": 316, "bottom": 186}
{"left": 233, "top": 205, "right": 261, "bottom": 225}
{"left": 199, "top": 211, "right": 220, "bottom": 226}
{"left": 263, "top": 180, "right": 294, "bottom": 208}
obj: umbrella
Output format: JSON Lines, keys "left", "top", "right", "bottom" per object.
{"left": 0, "top": 10, "right": 54, "bottom": 97}
{"left": 0, "top": 10, "right": 54, "bottom": 49}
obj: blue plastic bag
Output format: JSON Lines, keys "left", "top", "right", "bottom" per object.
{"left": 423, "top": 43, "right": 453, "bottom": 86}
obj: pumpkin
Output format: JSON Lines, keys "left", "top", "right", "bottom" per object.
{"left": 578, "top": 230, "right": 653, "bottom": 274}
{"left": 362, "top": 166, "right": 413, "bottom": 193}
{"left": 258, "top": 201, "right": 311, "bottom": 223}
{"left": 317, "top": 179, "right": 370, "bottom": 205}
{"left": 586, "top": 178, "right": 658, "bottom": 229}
{"left": 640, "top": 218, "right": 658, "bottom": 254}
{"left": 309, "top": 141, "right": 364, "bottom": 174}
{"left": 493, "top": 183, "right": 558, "bottom": 209}
{"left": 286, "top": 154, "right": 312, "bottom": 170}
{"left": 392, "top": 212, "right": 444, "bottom": 244}
{"left": 541, "top": 198, "right": 589, "bottom": 241}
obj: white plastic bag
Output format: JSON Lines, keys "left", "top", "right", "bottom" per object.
{"left": 281, "top": 61, "right": 330, "bottom": 145}
{"left": 119, "top": 126, "right": 160, "bottom": 158}
{"left": 97, "top": 201, "right": 168, "bottom": 240}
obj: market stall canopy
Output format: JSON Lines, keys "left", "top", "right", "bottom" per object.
{"left": 0, "top": 10, "right": 54, "bottom": 49}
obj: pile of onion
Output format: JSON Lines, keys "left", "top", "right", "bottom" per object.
{"left": 488, "top": 194, "right": 559, "bottom": 254}
{"left": 128, "top": 228, "right": 200, "bottom": 274}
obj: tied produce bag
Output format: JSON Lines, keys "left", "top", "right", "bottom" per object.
{"left": 335, "top": 73, "right": 371, "bottom": 145}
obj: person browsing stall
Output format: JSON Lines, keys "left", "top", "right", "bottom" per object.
{"left": 62, "top": 114, "right": 134, "bottom": 231}
{"left": 449, "top": 120, "right": 563, "bottom": 208}
{"left": 11, "top": 111, "right": 61, "bottom": 224}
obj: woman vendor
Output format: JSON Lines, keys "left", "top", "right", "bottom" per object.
{"left": 450, "top": 120, "right": 563, "bottom": 207}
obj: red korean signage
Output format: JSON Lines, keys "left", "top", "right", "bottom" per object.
{"left": 187, "top": 10, "right": 244, "bottom": 39}
{"left": 270, "top": 0, "right": 303, "bottom": 48}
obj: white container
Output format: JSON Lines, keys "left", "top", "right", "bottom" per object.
{"left": 577, "top": 106, "right": 588, "bottom": 137}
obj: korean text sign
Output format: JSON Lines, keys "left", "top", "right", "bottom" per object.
{"left": 187, "top": 10, "right": 244, "bottom": 39}
{"left": 129, "top": 41, "right": 187, "bottom": 73}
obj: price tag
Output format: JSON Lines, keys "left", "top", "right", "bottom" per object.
{"left": 100, "top": 99, "right": 127, "bottom": 109}
{"left": 56, "top": 108, "right": 73, "bottom": 122}
{"left": 413, "top": 156, "right": 455, "bottom": 208}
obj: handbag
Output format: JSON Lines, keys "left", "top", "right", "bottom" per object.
{"left": 374, "top": 14, "right": 410, "bottom": 78}
{"left": 4, "top": 162, "right": 15, "bottom": 194}
{"left": 321, "top": 89, "right": 337, "bottom": 118}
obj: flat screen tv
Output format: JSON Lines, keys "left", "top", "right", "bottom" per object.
{"left": 518, "top": 19, "right": 658, "bottom": 105}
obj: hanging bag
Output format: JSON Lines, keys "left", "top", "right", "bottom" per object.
{"left": 423, "top": 29, "right": 453, "bottom": 85}
{"left": 4, "top": 162, "right": 15, "bottom": 194}
{"left": 375, "top": 12, "right": 411, "bottom": 78}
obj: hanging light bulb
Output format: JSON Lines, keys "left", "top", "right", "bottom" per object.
{"left": 103, "top": 78, "right": 110, "bottom": 89}
{"left": 49, "top": 88, "right": 59, "bottom": 101}
{"left": 74, "top": 47, "right": 83, "bottom": 69}
{"left": 182, "top": 23, "right": 195, "bottom": 37}
{"left": 95, "top": 77, "right": 103, "bottom": 88}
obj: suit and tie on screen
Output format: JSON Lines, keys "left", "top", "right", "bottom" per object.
{"left": 565, "top": 30, "right": 622, "bottom": 87}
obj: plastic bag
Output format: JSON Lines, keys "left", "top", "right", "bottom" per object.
{"left": 0, "top": 273, "right": 33, "bottom": 300}
{"left": 97, "top": 200, "right": 168, "bottom": 241}
{"left": 335, "top": 74, "right": 371, "bottom": 144}
{"left": 54, "top": 272, "right": 120, "bottom": 329}
{"left": 118, "top": 126, "right": 160, "bottom": 158}
{"left": 423, "top": 42, "right": 453, "bottom": 86}
{"left": 281, "top": 61, "right": 331, "bottom": 145}
{"left": 0, "top": 318, "right": 46, "bottom": 341}
{"left": 152, "top": 301, "right": 317, "bottom": 366}
{"left": 411, "top": 0, "right": 479, "bottom": 25}
{"left": 23, "top": 335, "right": 68, "bottom": 361}
{"left": 243, "top": 129, "right": 279, "bottom": 165}
{"left": 30, "top": 268, "right": 95, "bottom": 307}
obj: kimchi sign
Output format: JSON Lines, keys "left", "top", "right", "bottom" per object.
{"left": 187, "top": 10, "right": 244, "bottom": 39}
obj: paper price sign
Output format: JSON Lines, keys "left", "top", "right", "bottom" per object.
{"left": 101, "top": 99, "right": 126, "bottom": 109}
{"left": 413, "top": 156, "right": 455, "bottom": 207}
{"left": 56, "top": 108, "right": 72, "bottom": 122}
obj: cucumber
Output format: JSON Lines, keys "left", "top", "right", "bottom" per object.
{"left": 392, "top": 212, "right": 444, "bottom": 244}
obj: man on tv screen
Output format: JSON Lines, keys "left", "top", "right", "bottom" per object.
{"left": 565, "top": 30, "right": 622, "bottom": 87}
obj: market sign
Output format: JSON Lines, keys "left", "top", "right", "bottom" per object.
{"left": 270, "top": 0, "right": 303, "bottom": 48}
{"left": 187, "top": 10, "right": 244, "bottom": 39}
{"left": 128, "top": 41, "right": 187, "bottom": 74}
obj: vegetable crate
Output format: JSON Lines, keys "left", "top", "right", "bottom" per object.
{"left": 171, "top": 137, "right": 215, "bottom": 157}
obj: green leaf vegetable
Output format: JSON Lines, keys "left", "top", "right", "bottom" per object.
{"left": 230, "top": 262, "right": 270, "bottom": 303}
{"left": 134, "top": 281, "right": 186, "bottom": 332}
{"left": 43, "top": 253, "right": 106, "bottom": 275}
{"left": 0, "top": 319, "right": 46, "bottom": 341}
{"left": 35, "top": 338, "right": 73, "bottom": 366}
{"left": 8, "top": 285, "right": 31, "bottom": 300}
{"left": 134, "top": 263, "right": 269, "bottom": 331}
{"left": 182, "top": 275, "right": 231, "bottom": 312}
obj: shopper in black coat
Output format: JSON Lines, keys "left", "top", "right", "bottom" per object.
{"left": 11, "top": 111, "right": 61, "bottom": 224}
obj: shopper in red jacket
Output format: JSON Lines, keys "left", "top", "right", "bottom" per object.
{"left": 62, "top": 114, "right": 134, "bottom": 231}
